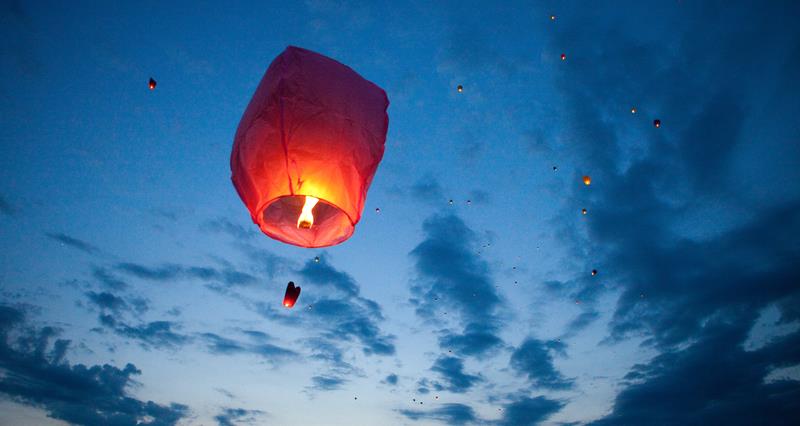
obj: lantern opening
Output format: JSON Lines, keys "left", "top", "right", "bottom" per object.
{"left": 297, "top": 196, "right": 320, "bottom": 229}
{"left": 260, "top": 195, "right": 355, "bottom": 248}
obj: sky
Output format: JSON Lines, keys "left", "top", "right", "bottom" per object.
{"left": 1, "top": 0, "right": 799, "bottom": 425}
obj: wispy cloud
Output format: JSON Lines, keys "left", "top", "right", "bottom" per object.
{"left": 510, "top": 338, "right": 572, "bottom": 390}
{"left": 214, "top": 407, "right": 266, "bottom": 426}
{"left": 45, "top": 232, "right": 99, "bottom": 254}
{"left": 398, "top": 403, "right": 479, "bottom": 425}
{"left": 430, "top": 356, "right": 482, "bottom": 393}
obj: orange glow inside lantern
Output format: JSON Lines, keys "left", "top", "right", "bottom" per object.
{"left": 583, "top": 175, "right": 591, "bottom": 185}
{"left": 231, "top": 46, "right": 389, "bottom": 248}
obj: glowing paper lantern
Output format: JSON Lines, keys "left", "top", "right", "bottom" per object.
{"left": 654, "top": 119, "right": 661, "bottom": 128}
{"left": 148, "top": 78, "right": 156, "bottom": 90}
{"left": 457, "top": 85, "right": 463, "bottom": 92}
{"left": 583, "top": 175, "right": 591, "bottom": 185}
{"left": 561, "top": 53, "right": 567, "bottom": 61}
{"left": 283, "top": 281, "right": 301, "bottom": 308}
{"left": 231, "top": 46, "right": 389, "bottom": 247}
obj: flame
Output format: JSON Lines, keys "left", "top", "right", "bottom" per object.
{"left": 297, "top": 196, "right": 320, "bottom": 229}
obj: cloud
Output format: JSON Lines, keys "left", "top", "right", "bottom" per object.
{"left": 544, "top": 1, "right": 800, "bottom": 422}
{"left": 0, "top": 305, "right": 188, "bottom": 425}
{"left": 85, "top": 291, "right": 129, "bottom": 315}
{"left": 200, "top": 332, "right": 296, "bottom": 362}
{"left": 409, "top": 214, "right": 503, "bottom": 357}
{"left": 99, "top": 315, "right": 190, "bottom": 350}
{"left": 45, "top": 232, "right": 99, "bottom": 254}
{"left": 409, "top": 176, "right": 446, "bottom": 205}
{"left": 497, "top": 396, "right": 564, "bottom": 426}
{"left": 398, "top": 403, "right": 478, "bottom": 425}
{"left": 310, "top": 375, "right": 347, "bottom": 391}
{"left": 200, "top": 217, "right": 257, "bottom": 241}
{"left": 384, "top": 373, "right": 398, "bottom": 385}
{"left": 115, "top": 262, "right": 256, "bottom": 287}
{"left": 298, "top": 256, "right": 359, "bottom": 296}
{"left": 510, "top": 338, "right": 572, "bottom": 390}
{"left": 590, "top": 315, "right": 800, "bottom": 425}
{"left": 92, "top": 267, "right": 128, "bottom": 290}
{"left": 214, "top": 407, "right": 266, "bottom": 426}
{"left": 430, "top": 356, "right": 482, "bottom": 393}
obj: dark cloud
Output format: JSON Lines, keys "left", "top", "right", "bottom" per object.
{"left": 439, "top": 322, "right": 503, "bottom": 358}
{"left": 45, "top": 232, "right": 99, "bottom": 254}
{"left": 115, "top": 262, "right": 256, "bottom": 287}
{"left": 298, "top": 256, "right": 359, "bottom": 296}
{"left": 215, "top": 407, "right": 266, "bottom": 426}
{"left": 510, "top": 338, "right": 572, "bottom": 390}
{"left": 562, "top": 310, "right": 600, "bottom": 338}
{"left": 201, "top": 217, "right": 257, "bottom": 240}
{"left": 0, "top": 305, "right": 188, "bottom": 425}
{"left": 298, "top": 258, "right": 396, "bottom": 356}
{"left": 498, "top": 396, "right": 564, "bottom": 426}
{"left": 430, "top": 356, "right": 482, "bottom": 393}
{"left": 409, "top": 214, "right": 503, "bottom": 357}
{"left": 92, "top": 267, "right": 128, "bottom": 290}
{"left": 200, "top": 332, "right": 296, "bottom": 362}
{"left": 591, "top": 315, "right": 800, "bottom": 425}
{"left": 384, "top": 373, "right": 398, "bottom": 385}
{"left": 409, "top": 176, "right": 445, "bottom": 205}
{"left": 310, "top": 375, "right": 347, "bottom": 391}
{"left": 85, "top": 291, "right": 128, "bottom": 315}
{"left": 399, "top": 403, "right": 478, "bottom": 425}
{"left": 546, "top": 1, "right": 800, "bottom": 423}
{"left": 99, "top": 315, "right": 190, "bottom": 350}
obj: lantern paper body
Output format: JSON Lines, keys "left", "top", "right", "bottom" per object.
{"left": 231, "top": 46, "right": 389, "bottom": 248}
{"left": 283, "top": 281, "right": 301, "bottom": 308}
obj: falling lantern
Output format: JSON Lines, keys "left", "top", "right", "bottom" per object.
{"left": 457, "top": 85, "right": 463, "bottom": 93}
{"left": 283, "top": 281, "right": 301, "bottom": 308}
{"left": 560, "top": 53, "right": 566, "bottom": 61}
{"left": 653, "top": 119, "right": 661, "bottom": 128}
{"left": 231, "top": 46, "right": 389, "bottom": 248}
{"left": 583, "top": 175, "right": 591, "bottom": 185}
{"left": 148, "top": 78, "right": 156, "bottom": 90}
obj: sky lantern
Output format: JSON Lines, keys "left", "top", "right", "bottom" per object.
{"left": 457, "top": 85, "right": 463, "bottom": 92}
{"left": 550, "top": 15, "right": 556, "bottom": 21}
{"left": 631, "top": 107, "right": 637, "bottom": 114}
{"left": 148, "top": 78, "right": 156, "bottom": 90}
{"left": 583, "top": 175, "right": 591, "bottom": 185}
{"left": 560, "top": 53, "right": 567, "bottom": 61}
{"left": 654, "top": 119, "right": 661, "bottom": 128}
{"left": 582, "top": 208, "right": 587, "bottom": 215}
{"left": 283, "top": 281, "right": 301, "bottom": 308}
{"left": 230, "top": 46, "right": 389, "bottom": 248}
{"left": 591, "top": 269, "right": 598, "bottom": 276}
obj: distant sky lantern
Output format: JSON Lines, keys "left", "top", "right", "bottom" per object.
{"left": 283, "top": 281, "right": 301, "bottom": 308}
{"left": 582, "top": 208, "right": 587, "bottom": 215}
{"left": 654, "top": 119, "right": 661, "bottom": 128}
{"left": 560, "top": 53, "right": 567, "bottom": 61}
{"left": 148, "top": 78, "right": 156, "bottom": 90}
{"left": 583, "top": 175, "right": 591, "bottom": 185}
{"left": 550, "top": 15, "right": 556, "bottom": 21}
{"left": 591, "top": 269, "right": 598, "bottom": 276}
{"left": 631, "top": 107, "right": 637, "bottom": 114}
{"left": 457, "top": 85, "right": 463, "bottom": 93}
{"left": 231, "top": 46, "right": 389, "bottom": 248}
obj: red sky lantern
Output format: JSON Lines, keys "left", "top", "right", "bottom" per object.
{"left": 231, "top": 46, "right": 389, "bottom": 247}
{"left": 583, "top": 175, "right": 591, "bottom": 185}
{"left": 283, "top": 281, "right": 301, "bottom": 308}
{"left": 560, "top": 53, "right": 567, "bottom": 61}
{"left": 148, "top": 78, "right": 156, "bottom": 90}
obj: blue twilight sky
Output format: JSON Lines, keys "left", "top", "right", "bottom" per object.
{"left": 1, "top": 1, "right": 799, "bottom": 425}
